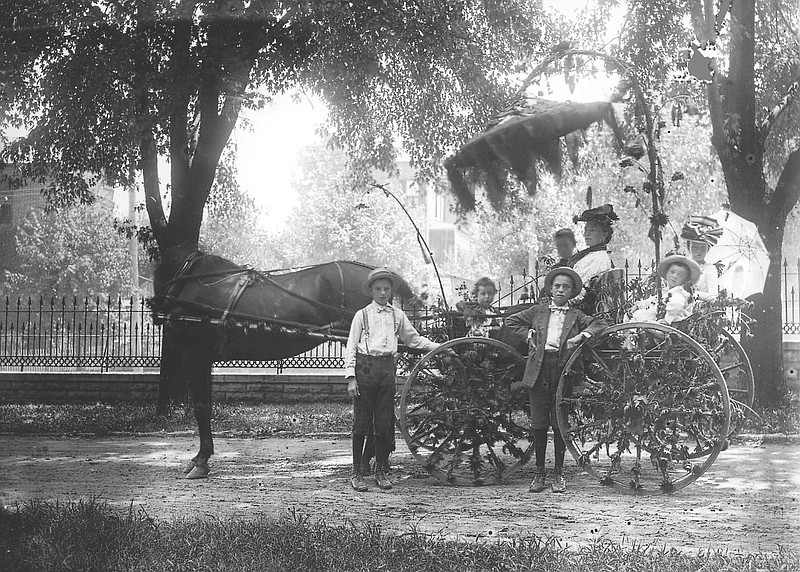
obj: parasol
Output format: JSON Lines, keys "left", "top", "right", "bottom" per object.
{"left": 706, "top": 210, "right": 770, "bottom": 299}
{"left": 444, "top": 97, "right": 624, "bottom": 210}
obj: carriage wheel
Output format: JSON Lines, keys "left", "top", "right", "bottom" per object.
{"left": 399, "top": 337, "right": 530, "bottom": 485}
{"left": 556, "top": 322, "right": 730, "bottom": 494}
{"left": 709, "top": 329, "right": 755, "bottom": 438}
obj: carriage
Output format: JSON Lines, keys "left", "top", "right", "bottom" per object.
{"left": 396, "top": 271, "right": 755, "bottom": 494}
{"left": 152, "top": 47, "right": 761, "bottom": 488}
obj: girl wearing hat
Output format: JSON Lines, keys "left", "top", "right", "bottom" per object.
{"left": 567, "top": 204, "right": 618, "bottom": 312}
{"left": 681, "top": 216, "right": 722, "bottom": 301}
{"left": 629, "top": 255, "right": 702, "bottom": 325}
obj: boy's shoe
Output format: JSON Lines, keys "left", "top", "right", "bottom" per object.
{"left": 350, "top": 470, "right": 368, "bottom": 492}
{"left": 374, "top": 466, "right": 393, "bottom": 490}
{"left": 529, "top": 467, "right": 547, "bottom": 493}
{"left": 551, "top": 469, "right": 566, "bottom": 493}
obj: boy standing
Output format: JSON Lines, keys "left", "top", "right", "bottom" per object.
{"left": 505, "top": 267, "right": 606, "bottom": 493}
{"left": 344, "top": 268, "right": 440, "bottom": 492}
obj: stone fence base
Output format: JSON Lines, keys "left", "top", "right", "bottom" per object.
{"left": 0, "top": 371, "right": 366, "bottom": 404}
{"left": 2, "top": 340, "right": 798, "bottom": 403}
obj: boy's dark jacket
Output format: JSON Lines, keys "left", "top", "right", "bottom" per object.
{"left": 504, "top": 304, "right": 606, "bottom": 388}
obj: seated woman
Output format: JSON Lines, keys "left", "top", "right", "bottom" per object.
{"left": 456, "top": 276, "right": 500, "bottom": 338}
{"left": 567, "top": 204, "right": 618, "bottom": 313}
{"left": 628, "top": 254, "right": 702, "bottom": 325}
{"left": 680, "top": 216, "right": 723, "bottom": 301}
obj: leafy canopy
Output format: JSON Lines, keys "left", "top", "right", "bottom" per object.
{"left": 1, "top": 0, "right": 554, "bottom": 250}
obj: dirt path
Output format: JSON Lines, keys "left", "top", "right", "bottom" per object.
{"left": 1, "top": 434, "right": 798, "bottom": 553}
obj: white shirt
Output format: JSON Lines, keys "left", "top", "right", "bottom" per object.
{"left": 571, "top": 249, "right": 612, "bottom": 305}
{"left": 545, "top": 305, "right": 569, "bottom": 351}
{"left": 344, "top": 301, "right": 439, "bottom": 378}
{"left": 694, "top": 263, "right": 719, "bottom": 301}
{"left": 573, "top": 249, "right": 613, "bottom": 284}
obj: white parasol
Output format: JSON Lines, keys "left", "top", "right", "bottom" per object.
{"left": 706, "top": 210, "right": 770, "bottom": 299}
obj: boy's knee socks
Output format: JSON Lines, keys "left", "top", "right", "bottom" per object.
{"left": 533, "top": 429, "right": 548, "bottom": 467}
{"left": 374, "top": 435, "right": 389, "bottom": 464}
{"left": 553, "top": 429, "right": 566, "bottom": 468}
{"left": 352, "top": 434, "right": 366, "bottom": 468}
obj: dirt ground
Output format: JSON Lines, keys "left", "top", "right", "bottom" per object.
{"left": 1, "top": 433, "right": 798, "bottom": 554}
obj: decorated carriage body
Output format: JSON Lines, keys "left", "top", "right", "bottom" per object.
{"left": 398, "top": 269, "right": 755, "bottom": 494}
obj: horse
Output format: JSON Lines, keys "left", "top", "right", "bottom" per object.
{"left": 151, "top": 246, "right": 412, "bottom": 479}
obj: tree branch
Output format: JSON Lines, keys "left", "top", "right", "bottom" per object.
{"left": 773, "top": 147, "right": 800, "bottom": 221}
{"left": 516, "top": 48, "right": 632, "bottom": 98}
{"left": 760, "top": 77, "right": 800, "bottom": 140}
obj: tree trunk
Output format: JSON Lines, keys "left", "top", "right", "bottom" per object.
{"left": 741, "top": 223, "right": 787, "bottom": 407}
{"left": 156, "top": 326, "right": 189, "bottom": 413}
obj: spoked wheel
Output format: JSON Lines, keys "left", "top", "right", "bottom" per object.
{"left": 556, "top": 323, "right": 730, "bottom": 494}
{"left": 399, "top": 337, "right": 530, "bottom": 485}
{"left": 709, "top": 329, "right": 755, "bottom": 438}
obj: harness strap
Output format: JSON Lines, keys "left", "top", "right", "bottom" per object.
{"left": 158, "top": 252, "right": 357, "bottom": 320}
{"left": 221, "top": 272, "right": 255, "bottom": 322}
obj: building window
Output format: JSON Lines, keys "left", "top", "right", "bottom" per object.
{"left": 434, "top": 192, "right": 446, "bottom": 221}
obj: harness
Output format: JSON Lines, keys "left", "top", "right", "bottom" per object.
{"left": 155, "top": 253, "right": 357, "bottom": 325}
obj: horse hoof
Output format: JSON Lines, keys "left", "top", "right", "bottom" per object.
{"left": 183, "top": 460, "right": 196, "bottom": 474}
{"left": 186, "top": 465, "right": 210, "bottom": 479}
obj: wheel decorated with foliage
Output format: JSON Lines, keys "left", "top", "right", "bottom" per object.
{"left": 555, "top": 322, "right": 731, "bottom": 494}
{"left": 675, "top": 303, "right": 755, "bottom": 438}
{"left": 399, "top": 337, "right": 530, "bottom": 485}
{"left": 711, "top": 329, "right": 755, "bottom": 436}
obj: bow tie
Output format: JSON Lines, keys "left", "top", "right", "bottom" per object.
{"left": 376, "top": 304, "right": 392, "bottom": 313}
{"left": 549, "top": 304, "right": 569, "bottom": 314}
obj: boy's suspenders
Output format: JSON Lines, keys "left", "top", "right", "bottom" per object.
{"left": 361, "top": 306, "right": 398, "bottom": 355}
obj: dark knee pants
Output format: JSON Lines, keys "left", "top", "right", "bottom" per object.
{"left": 529, "top": 352, "right": 560, "bottom": 430}
{"left": 353, "top": 353, "right": 396, "bottom": 437}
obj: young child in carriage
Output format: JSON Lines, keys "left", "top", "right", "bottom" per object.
{"left": 344, "top": 268, "right": 441, "bottom": 492}
{"left": 628, "top": 254, "right": 702, "bottom": 325}
{"left": 456, "top": 276, "right": 501, "bottom": 338}
{"left": 505, "top": 267, "right": 606, "bottom": 493}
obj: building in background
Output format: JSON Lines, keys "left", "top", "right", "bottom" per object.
{"left": 383, "top": 160, "right": 473, "bottom": 303}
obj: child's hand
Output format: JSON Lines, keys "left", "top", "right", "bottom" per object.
{"left": 347, "top": 376, "right": 359, "bottom": 397}
{"left": 527, "top": 338, "right": 537, "bottom": 353}
{"left": 566, "top": 335, "right": 583, "bottom": 350}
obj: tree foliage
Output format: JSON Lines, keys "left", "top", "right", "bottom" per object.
{"left": 276, "top": 143, "right": 428, "bottom": 283}
{"left": 1, "top": 203, "right": 138, "bottom": 301}
{"left": 1, "top": 0, "right": 554, "bottom": 257}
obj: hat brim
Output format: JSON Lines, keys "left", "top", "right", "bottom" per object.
{"left": 543, "top": 267, "right": 583, "bottom": 298}
{"left": 657, "top": 255, "right": 701, "bottom": 286}
{"left": 362, "top": 271, "right": 396, "bottom": 296}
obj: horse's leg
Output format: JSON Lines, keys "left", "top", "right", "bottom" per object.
{"left": 184, "top": 348, "right": 215, "bottom": 479}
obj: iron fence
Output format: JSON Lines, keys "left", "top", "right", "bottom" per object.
{"left": 1, "top": 259, "right": 797, "bottom": 372}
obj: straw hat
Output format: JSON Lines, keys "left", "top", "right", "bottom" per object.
{"left": 362, "top": 268, "right": 396, "bottom": 295}
{"left": 657, "top": 255, "right": 701, "bottom": 286}
{"left": 543, "top": 267, "right": 583, "bottom": 299}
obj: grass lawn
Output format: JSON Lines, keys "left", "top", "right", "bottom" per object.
{"left": 1, "top": 500, "right": 797, "bottom": 572}
{"left": 0, "top": 402, "right": 353, "bottom": 436}
{"left": 0, "top": 398, "right": 798, "bottom": 436}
